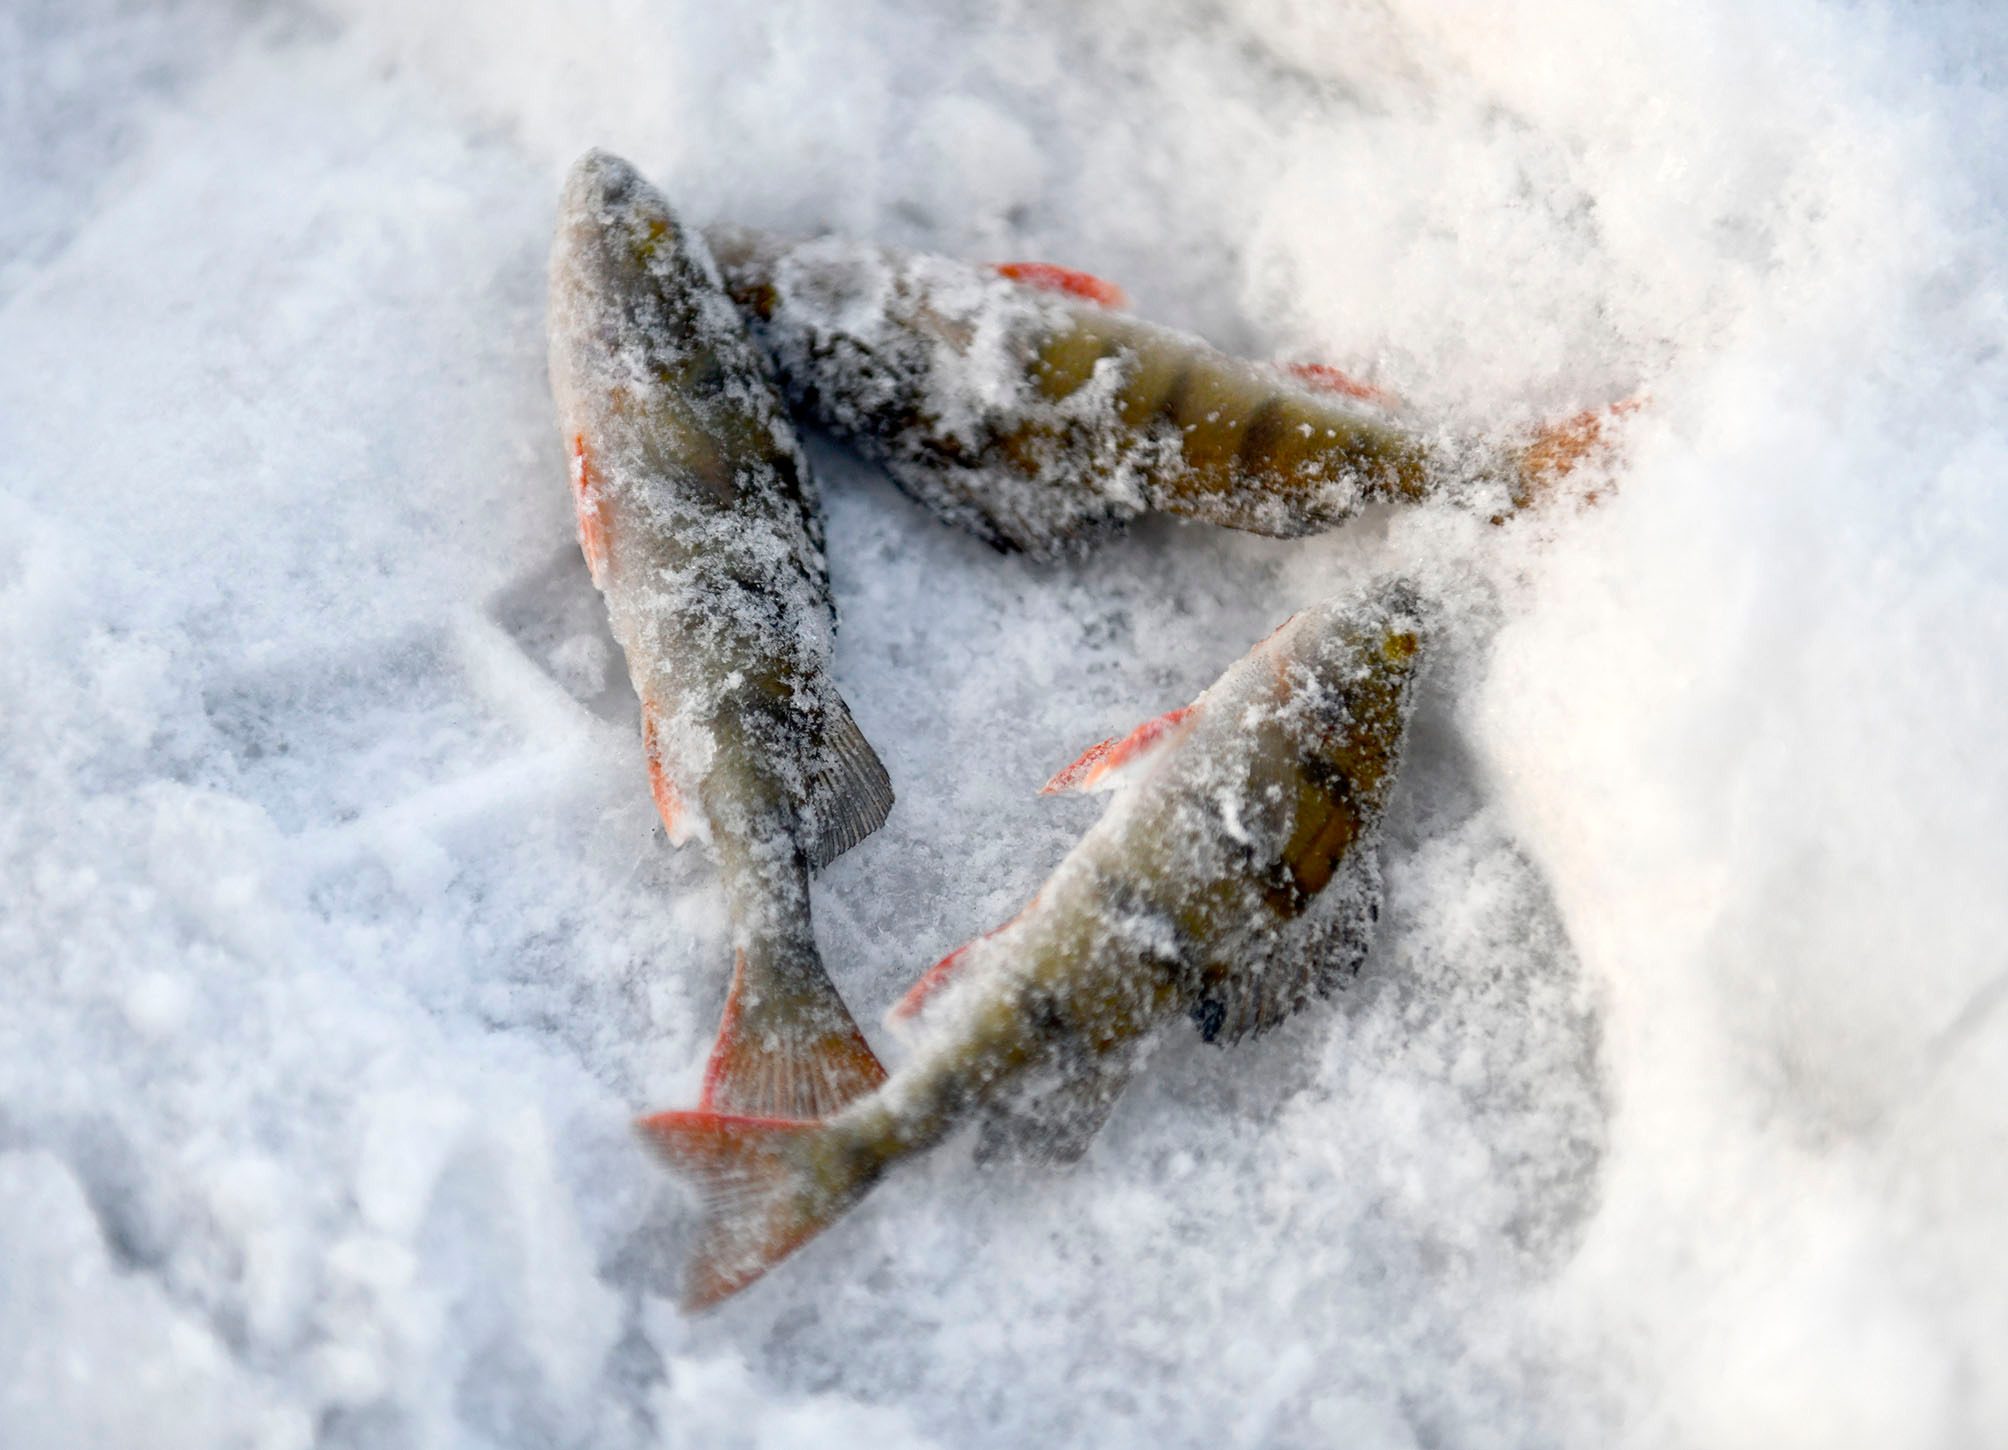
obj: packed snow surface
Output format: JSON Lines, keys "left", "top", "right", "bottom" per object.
{"left": 5, "top": 1, "right": 2007, "bottom": 1446}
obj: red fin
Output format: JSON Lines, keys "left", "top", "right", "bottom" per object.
{"left": 996, "top": 262, "right": 1128, "bottom": 310}
{"left": 570, "top": 434, "right": 613, "bottom": 585}
{"left": 1039, "top": 736, "right": 1116, "bottom": 795}
{"left": 889, "top": 891, "right": 1041, "bottom": 1024}
{"left": 1285, "top": 362, "right": 1400, "bottom": 411}
{"left": 889, "top": 935, "right": 986, "bottom": 1023}
{"left": 700, "top": 952, "right": 888, "bottom": 1120}
{"left": 635, "top": 1110, "right": 845, "bottom": 1310}
{"left": 641, "top": 701, "right": 694, "bottom": 846}
{"left": 1040, "top": 705, "right": 1197, "bottom": 795}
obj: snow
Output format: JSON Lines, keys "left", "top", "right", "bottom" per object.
{"left": 3, "top": 0, "right": 2006, "bottom": 1446}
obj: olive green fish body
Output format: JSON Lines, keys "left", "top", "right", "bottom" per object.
{"left": 707, "top": 228, "right": 1492, "bottom": 558}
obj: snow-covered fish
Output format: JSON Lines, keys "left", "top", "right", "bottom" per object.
{"left": 638, "top": 580, "right": 1428, "bottom": 1307}
{"left": 548, "top": 151, "right": 893, "bottom": 1119}
{"left": 706, "top": 227, "right": 1556, "bottom": 558}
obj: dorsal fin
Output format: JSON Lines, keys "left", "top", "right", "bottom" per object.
{"left": 1040, "top": 705, "right": 1197, "bottom": 795}
{"left": 995, "top": 262, "right": 1128, "bottom": 310}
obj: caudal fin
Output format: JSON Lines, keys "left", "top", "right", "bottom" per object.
{"left": 699, "top": 950, "right": 888, "bottom": 1120}
{"left": 636, "top": 1111, "right": 860, "bottom": 1309}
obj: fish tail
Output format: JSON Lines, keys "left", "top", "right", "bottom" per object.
{"left": 699, "top": 946, "right": 887, "bottom": 1120}
{"left": 636, "top": 1110, "right": 869, "bottom": 1309}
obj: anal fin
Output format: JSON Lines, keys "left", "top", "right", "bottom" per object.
{"left": 1041, "top": 705, "right": 1197, "bottom": 795}
{"left": 888, "top": 938, "right": 980, "bottom": 1026}
{"left": 889, "top": 923, "right": 1000, "bottom": 1025}
{"left": 889, "top": 893, "right": 1045, "bottom": 1028}
{"left": 799, "top": 691, "right": 894, "bottom": 871}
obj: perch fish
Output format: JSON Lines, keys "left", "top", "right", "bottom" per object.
{"left": 706, "top": 227, "right": 1597, "bottom": 558}
{"left": 548, "top": 151, "right": 893, "bottom": 1119}
{"left": 640, "top": 579, "right": 1428, "bottom": 1307}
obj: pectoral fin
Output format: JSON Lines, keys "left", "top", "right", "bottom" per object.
{"left": 1192, "top": 849, "right": 1381, "bottom": 1045}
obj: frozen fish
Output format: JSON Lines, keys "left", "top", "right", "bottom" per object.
{"left": 707, "top": 227, "right": 1591, "bottom": 557}
{"left": 549, "top": 152, "right": 892, "bottom": 1119}
{"left": 639, "top": 579, "right": 1428, "bottom": 1307}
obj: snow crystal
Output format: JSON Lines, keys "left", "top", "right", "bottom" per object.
{"left": 5, "top": 0, "right": 2007, "bottom": 1446}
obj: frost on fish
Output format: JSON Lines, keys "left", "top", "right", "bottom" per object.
{"left": 548, "top": 151, "right": 890, "bottom": 1120}
{"left": 641, "top": 579, "right": 1429, "bottom": 1306}
{"left": 707, "top": 226, "right": 1512, "bottom": 558}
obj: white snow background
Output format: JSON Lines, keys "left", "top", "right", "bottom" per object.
{"left": 4, "top": 1, "right": 2006, "bottom": 1446}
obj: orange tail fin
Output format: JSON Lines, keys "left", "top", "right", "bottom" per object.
{"left": 699, "top": 951, "right": 888, "bottom": 1120}
{"left": 636, "top": 1111, "right": 859, "bottom": 1309}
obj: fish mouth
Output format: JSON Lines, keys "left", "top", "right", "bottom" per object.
{"left": 552, "top": 150, "right": 682, "bottom": 293}
{"left": 560, "top": 148, "right": 643, "bottom": 217}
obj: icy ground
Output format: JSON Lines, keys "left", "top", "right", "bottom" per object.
{"left": 5, "top": 1, "right": 2008, "bottom": 1446}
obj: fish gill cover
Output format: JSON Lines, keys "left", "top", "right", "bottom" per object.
{"left": 3, "top": 1, "right": 2007, "bottom": 1447}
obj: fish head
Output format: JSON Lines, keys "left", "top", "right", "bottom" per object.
{"left": 546, "top": 151, "right": 743, "bottom": 494}
{"left": 550, "top": 149, "right": 691, "bottom": 307}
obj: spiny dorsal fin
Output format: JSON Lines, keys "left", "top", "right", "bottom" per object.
{"left": 1041, "top": 705, "right": 1197, "bottom": 795}
{"left": 799, "top": 691, "right": 894, "bottom": 871}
